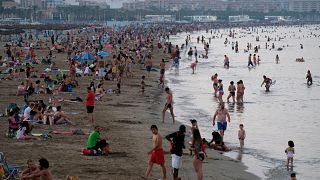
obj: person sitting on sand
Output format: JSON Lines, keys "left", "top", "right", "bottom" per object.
{"left": 16, "top": 121, "right": 39, "bottom": 140}
{"left": 16, "top": 81, "right": 27, "bottom": 96}
{"left": 87, "top": 126, "right": 110, "bottom": 154}
{"left": 7, "top": 107, "right": 21, "bottom": 137}
{"left": 53, "top": 106, "right": 74, "bottom": 125}
{"left": 95, "top": 84, "right": 106, "bottom": 101}
{"left": 43, "top": 106, "right": 55, "bottom": 125}
{"left": 20, "top": 159, "right": 40, "bottom": 180}
{"left": 20, "top": 158, "right": 52, "bottom": 180}
{"left": 203, "top": 131, "right": 230, "bottom": 152}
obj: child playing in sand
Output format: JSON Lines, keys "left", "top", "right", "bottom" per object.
{"left": 141, "top": 75, "right": 146, "bottom": 94}
{"left": 238, "top": 124, "right": 246, "bottom": 149}
{"left": 285, "top": 140, "right": 295, "bottom": 171}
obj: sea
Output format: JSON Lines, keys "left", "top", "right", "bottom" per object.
{"left": 166, "top": 25, "right": 320, "bottom": 180}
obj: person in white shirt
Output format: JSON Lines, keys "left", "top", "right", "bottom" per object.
{"left": 23, "top": 103, "right": 34, "bottom": 120}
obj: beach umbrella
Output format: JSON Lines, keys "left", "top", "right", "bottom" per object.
{"left": 97, "top": 51, "right": 109, "bottom": 57}
{"left": 81, "top": 53, "right": 94, "bottom": 61}
{"left": 72, "top": 55, "right": 80, "bottom": 61}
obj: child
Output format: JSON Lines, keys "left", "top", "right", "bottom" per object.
{"left": 238, "top": 124, "right": 246, "bottom": 149}
{"left": 190, "top": 60, "right": 198, "bottom": 74}
{"left": 141, "top": 75, "right": 146, "bottom": 94}
{"left": 306, "top": 70, "right": 312, "bottom": 86}
{"left": 290, "top": 173, "right": 297, "bottom": 180}
{"left": 285, "top": 140, "right": 295, "bottom": 171}
{"left": 227, "top": 81, "right": 236, "bottom": 103}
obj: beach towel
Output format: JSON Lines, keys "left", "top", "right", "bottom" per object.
{"left": 51, "top": 129, "right": 89, "bottom": 136}
{"left": 82, "top": 149, "right": 104, "bottom": 156}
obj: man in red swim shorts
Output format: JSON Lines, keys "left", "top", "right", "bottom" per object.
{"left": 144, "top": 125, "right": 167, "bottom": 179}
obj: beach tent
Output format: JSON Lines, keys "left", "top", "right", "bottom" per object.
{"left": 97, "top": 51, "right": 109, "bottom": 57}
{"left": 80, "top": 53, "right": 94, "bottom": 61}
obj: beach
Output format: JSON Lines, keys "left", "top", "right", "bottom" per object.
{"left": 0, "top": 26, "right": 258, "bottom": 180}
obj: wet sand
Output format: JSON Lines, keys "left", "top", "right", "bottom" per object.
{"left": 0, "top": 36, "right": 258, "bottom": 179}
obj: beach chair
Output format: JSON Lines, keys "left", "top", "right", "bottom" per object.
{"left": 0, "top": 152, "right": 21, "bottom": 180}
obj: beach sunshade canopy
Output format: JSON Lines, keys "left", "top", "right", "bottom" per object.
{"left": 97, "top": 51, "right": 109, "bottom": 57}
{"left": 81, "top": 53, "right": 94, "bottom": 61}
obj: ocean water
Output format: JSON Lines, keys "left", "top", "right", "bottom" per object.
{"left": 166, "top": 25, "right": 320, "bottom": 179}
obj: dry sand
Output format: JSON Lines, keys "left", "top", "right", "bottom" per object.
{"left": 0, "top": 39, "right": 259, "bottom": 179}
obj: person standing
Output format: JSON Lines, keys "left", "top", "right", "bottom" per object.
{"left": 211, "top": 73, "right": 219, "bottom": 97}
{"left": 162, "top": 87, "right": 175, "bottom": 124}
{"left": 159, "top": 59, "right": 165, "bottom": 87}
{"left": 217, "top": 79, "right": 224, "bottom": 103}
{"left": 238, "top": 124, "right": 246, "bottom": 149}
{"left": 190, "top": 129, "right": 204, "bottom": 180}
{"left": 145, "top": 125, "right": 167, "bottom": 180}
{"left": 213, "top": 102, "right": 231, "bottom": 139}
{"left": 86, "top": 87, "right": 95, "bottom": 125}
{"left": 145, "top": 56, "right": 153, "bottom": 77}
{"left": 165, "top": 125, "right": 186, "bottom": 180}
{"left": 224, "top": 55, "right": 229, "bottom": 68}
{"left": 248, "top": 54, "right": 254, "bottom": 67}
{"left": 236, "top": 80, "right": 245, "bottom": 103}
{"left": 306, "top": 70, "right": 312, "bottom": 85}
{"left": 227, "top": 81, "right": 236, "bottom": 103}
{"left": 275, "top": 54, "right": 280, "bottom": 64}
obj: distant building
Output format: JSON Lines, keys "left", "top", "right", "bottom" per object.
{"left": 20, "top": 0, "right": 43, "bottom": 8}
{"left": 184, "top": 15, "right": 218, "bottom": 22}
{"left": 145, "top": 15, "right": 175, "bottom": 22}
{"left": 2, "top": 0, "right": 18, "bottom": 9}
{"left": 288, "top": 0, "right": 320, "bottom": 12}
{"left": 229, "top": 15, "right": 250, "bottom": 22}
{"left": 45, "top": 0, "right": 65, "bottom": 9}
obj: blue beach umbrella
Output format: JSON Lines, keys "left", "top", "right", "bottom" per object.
{"left": 72, "top": 55, "right": 80, "bottom": 61}
{"left": 81, "top": 53, "right": 94, "bottom": 61}
{"left": 97, "top": 51, "right": 109, "bottom": 57}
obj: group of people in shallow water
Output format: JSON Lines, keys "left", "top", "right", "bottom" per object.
{"left": 211, "top": 73, "right": 245, "bottom": 103}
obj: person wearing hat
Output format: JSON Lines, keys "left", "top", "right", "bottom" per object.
{"left": 165, "top": 125, "right": 186, "bottom": 180}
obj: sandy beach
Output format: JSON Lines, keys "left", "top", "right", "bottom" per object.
{"left": 0, "top": 26, "right": 259, "bottom": 180}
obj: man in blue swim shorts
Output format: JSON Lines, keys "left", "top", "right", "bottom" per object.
{"left": 212, "top": 102, "right": 231, "bottom": 139}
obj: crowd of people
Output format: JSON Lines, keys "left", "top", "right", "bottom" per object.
{"left": 1, "top": 22, "right": 315, "bottom": 179}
